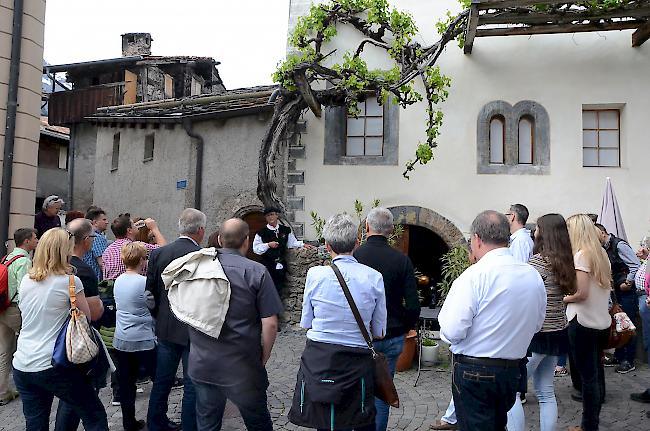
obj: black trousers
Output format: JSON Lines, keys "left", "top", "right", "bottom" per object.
{"left": 568, "top": 318, "right": 608, "bottom": 431}
{"left": 115, "top": 348, "right": 157, "bottom": 430}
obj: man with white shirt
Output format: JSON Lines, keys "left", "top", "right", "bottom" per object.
{"left": 253, "top": 207, "right": 312, "bottom": 292}
{"left": 506, "top": 203, "right": 534, "bottom": 263}
{"left": 439, "top": 210, "right": 546, "bottom": 431}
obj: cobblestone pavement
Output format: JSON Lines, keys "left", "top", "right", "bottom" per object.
{"left": 2, "top": 329, "right": 650, "bottom": 430}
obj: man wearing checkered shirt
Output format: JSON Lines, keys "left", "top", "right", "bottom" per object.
{"left": 102, "top": 214, "right": 167, "bottom": 280}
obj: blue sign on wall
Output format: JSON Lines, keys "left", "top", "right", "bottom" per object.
{"left": 176, "top": 180, "right": 188, "bottom": 190}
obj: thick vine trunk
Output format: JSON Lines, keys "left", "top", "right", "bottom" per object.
{"left": 257, "top": 95, "right": 307, "bottom": 210}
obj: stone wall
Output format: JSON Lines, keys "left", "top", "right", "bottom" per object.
{"left": 281, "top": 247, "right": 327, "bottom": 325}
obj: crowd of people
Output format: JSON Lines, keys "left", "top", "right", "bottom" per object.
{"left": 0, "top": 195, "right": 649, "bottom": 431}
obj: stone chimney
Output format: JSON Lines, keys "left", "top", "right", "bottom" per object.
{"left": 121, "top": 33, "right": 153, "bottom": 57}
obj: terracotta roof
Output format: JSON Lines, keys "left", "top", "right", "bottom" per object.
{"left": 90, "top": 85, "right": 277, "bottom": 123}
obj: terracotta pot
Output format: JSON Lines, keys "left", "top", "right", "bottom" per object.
{"left": 396, "top": 330, "right": 418, "bottom": 372}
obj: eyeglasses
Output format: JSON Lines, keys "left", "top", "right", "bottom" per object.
{"left": 85, "top": 234, "right": 97, "bottom": 240}
{"left": 64, "top": 230, "right": 74, "bottom": 239}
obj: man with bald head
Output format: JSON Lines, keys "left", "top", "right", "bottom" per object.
{"left": 439, "top": 210, "right": 546, "bottom": 431}
{"left": 188, "top": 218, "right": 283, "bottom": 431}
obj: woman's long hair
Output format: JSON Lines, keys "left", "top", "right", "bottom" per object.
{"left": 566, "top": 214, "right": 612, "bottom": 289}
{"left": 29, "top": 228, "right": 73, "bottom": 282}
{"left": 533, "top": 214, "right": 577, "bottom": 295}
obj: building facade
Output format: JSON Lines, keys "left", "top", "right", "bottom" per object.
{"left": 0, "top": 0, "right": 46, "bottom": 250}
{"left": 288, "top": 0, "right": 650, "bottom": 252}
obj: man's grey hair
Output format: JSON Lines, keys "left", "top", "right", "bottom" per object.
{"left": 67, "top": 218, "right": 93, "bottom": 246}
{"left": 178, "top": 208, "right": 207, "bottom": 235}
{"left": 470, "top": 210, "right": 510, "bottom": 246}
{"left": 366, "top": 207, "right": 394, "bottom": 236}
{"left": 323, "top": 213, "right": 358, "bottom": 254}
{"left": 509, "top": 203, "right": 529, "bottom": 225}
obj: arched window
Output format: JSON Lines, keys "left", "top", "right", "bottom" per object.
{"left": 518, "top": 116, "right": 534, "bottom": 164}
{"left": 489, "top": 116, "right": 505, "bottom": 164}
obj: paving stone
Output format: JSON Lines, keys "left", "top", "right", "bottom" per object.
{"left": 2, "top": 329, "right": 649, "bottom": 430}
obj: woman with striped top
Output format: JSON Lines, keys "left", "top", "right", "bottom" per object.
{"left": 527, "top": 214, "right": 577, "bottom": 431}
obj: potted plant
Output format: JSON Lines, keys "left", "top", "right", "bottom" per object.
{"left": 421, "top": 333, "right": 439, "bottom": 364}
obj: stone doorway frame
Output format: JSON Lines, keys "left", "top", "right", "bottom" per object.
{"left": 388, "top": 205, "right": 465, "bottom": 247}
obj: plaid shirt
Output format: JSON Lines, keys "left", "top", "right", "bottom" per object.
{"left": 83, "top": 229, "right": 108, "bottom": 281}
{"left": 102, "top": 238, "right": 159, "bottom": 280}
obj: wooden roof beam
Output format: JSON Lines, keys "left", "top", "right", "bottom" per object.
{"left": 464, "top": 5, "right": 480, "bottom": 54}
{"left": 633, "top": 21, "right": 650, "bottom": 46}
{"left": 476, "top": 0, "right": 566, "bottom": 10}
{"left": 476, "top": 20, "right": 643, "bottom": 37}
{"left": 479, "top": 6, "right": 650, "bottom": 25}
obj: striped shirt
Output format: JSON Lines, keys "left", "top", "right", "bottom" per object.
{"left": 529, "top": 254, "right": 568, "bottom": 332}
{"left": 102, "top": 238, "right": 158, "bottom": 280}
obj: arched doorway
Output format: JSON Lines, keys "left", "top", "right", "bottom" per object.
{"left": 241, "top": 211, "right": 266, "bottom": 261}
{"left": 389, "top": 206, "right": 465, "bottom": 307}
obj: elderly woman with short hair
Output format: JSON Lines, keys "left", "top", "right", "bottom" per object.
{"left": 34, "top": 195, "right": 64, "bottom": 238}
{"left": 289, "top": 214, "right": 387, "bottom": 431}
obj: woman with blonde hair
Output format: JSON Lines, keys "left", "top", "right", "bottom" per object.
{"left": 12, "top": 228, "right": 108, "bottom": 431}
{"left": 564, "top": 214, "right": 612, "bottom": 431}
{"left": 113, "top": 241, "right": 157, "bottom": 431}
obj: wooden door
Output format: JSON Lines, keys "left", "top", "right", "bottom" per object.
{"left": 243, "top": 211, "right": 267, "bottom": 261}
{"left": 392, "top": 225, "right": 410, "bottom": 256}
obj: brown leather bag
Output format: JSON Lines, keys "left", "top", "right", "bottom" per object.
{"left": 331, "top": 263, "right": 400, "bottom": 408}
{"left": 605, "top": 301, "right": 635, "bottom": 350}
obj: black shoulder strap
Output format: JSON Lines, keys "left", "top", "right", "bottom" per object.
{"left": 331, "top": 263, "right": 376, "bottom": 355}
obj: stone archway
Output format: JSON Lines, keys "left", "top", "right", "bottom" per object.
{"left": 388, "top": 205, "right": 465, "bottom": 247}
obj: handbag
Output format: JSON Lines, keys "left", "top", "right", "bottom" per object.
{"left": 331, "top": 263, "right": 399, "bottom": 408}
{"left": 52, "top": 275, "right": 99, "bottom": 367}
{"left": 605, "top": 293, "right": 636, "bottom": 350}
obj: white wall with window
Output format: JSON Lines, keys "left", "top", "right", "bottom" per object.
{"left": 289, "top": 0, "right": 650, "bottom": 244}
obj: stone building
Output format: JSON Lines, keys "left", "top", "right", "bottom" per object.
{"left": 46, "top": 32, "right": 226, "bottom": 211}
{"left": 0, "top": 0, "right": 46, "bottom": 253}
{"left": 84, "top": 85, "right": 282, "bottom": 244}
{"left": 287, "top": 0, "right": 650, "bottom": 286}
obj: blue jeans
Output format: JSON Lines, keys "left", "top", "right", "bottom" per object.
{"left": 147, "top": 340, "right": 197, "bottom": 431}
{"left": 14, "top": 367, "right": 108, "bottom": 431}
{"left": 452, "top": 360, "right": 520, "bottom": 431}
{"left": 373, "top": 335, "right": 404, "bottom": 431}
{"left": 614, "top": 290, "right": 638, "bottom": 364}
{"left": 507, "top": 353, "right": 558, "bottom": 431}
{"left": 639, "top": 294, "right": 650, "bottom": 367}
{"left": 193, "top": 380, "right": 273, "bottom": 431}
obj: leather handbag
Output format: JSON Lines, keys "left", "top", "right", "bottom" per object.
{"left": 331, "top": 263, "right": 400, "bottom": 408}
{"left": 52, "top": 275, "right": 99, "bottom": 367}
{"left": 605, "top": 294, "right": 636, "bottom": 350}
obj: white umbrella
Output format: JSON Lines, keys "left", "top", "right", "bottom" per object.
{"left": 597, "top": 177, "right": 628, "bottom": 242}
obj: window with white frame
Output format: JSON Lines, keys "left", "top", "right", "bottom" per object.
{"left": 582, "top": 109, "right": 620, "bottom": 167}
{"left": 346, "top": 98, "right": 384, "bottom": 156}
{"left": 518, "top": 116, "right": 534, "bottom": 165}
{"left": 489, "top": 115, "right": 505, "bottom": 164}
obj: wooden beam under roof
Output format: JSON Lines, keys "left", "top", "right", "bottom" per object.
{"left": 475, "top": 0, "right": 567, "bottom": 10}
{"left": 464, "top": 5, "right": 480, "bottom": 54}
{"left": 476, "top": 20, "right": 643, "bottom": 36}
{"left": 632, "top": 21, "right": 650, "bottom": 45}
{"left": 479, "top": 6, "right": 650, "bottom": 25}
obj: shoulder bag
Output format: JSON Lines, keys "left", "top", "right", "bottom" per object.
{"left": 331, "top": 263, "right": 399, "bottom": 408}
{"left": 605, "top": 291, "right": 636, "bottom": 350}
{"left": 52, "top": 275, "right": 99, "bottom": 367}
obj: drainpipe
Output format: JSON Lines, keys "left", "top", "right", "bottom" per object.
{"left": 0, "top": 0, "right": 25, "bottom": 256}
{"left": 182, "top": 119, "right": 204, "bottom": 210}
